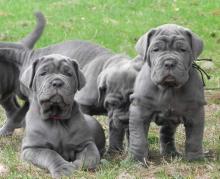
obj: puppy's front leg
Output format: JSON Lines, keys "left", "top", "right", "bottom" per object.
{"left": 108, "top": 120, "right": 125, "bottom": 154}
{"left": 22, "top": 148, "right": 76, "bottom": 178}
{"left": 184, "top": 106, "right": 205, "bottom": 161}
{"left": 72, "top": 142, "right": 100, "bottom": 170}
{"left": 129, "top": 103, "right": 151, "bottom": 164}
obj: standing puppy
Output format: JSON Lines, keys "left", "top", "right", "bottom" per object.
{"left": 20, "top": 54, "right": 105, "bottom": 178}
{"left": 129, "top": 24, "right": 206, "bottom": 164}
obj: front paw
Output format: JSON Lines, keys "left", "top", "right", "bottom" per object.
{"left": 186, "top": 152, "right": 204, "bottom": 161}
{"left": 129, "top": 150, "right": 149, "bottom": 166}
{"left": 84, "top": 155, "right": 100, "bottom": 170}
{"left": 51, "top": 162, "right": 76, "bottom": 178}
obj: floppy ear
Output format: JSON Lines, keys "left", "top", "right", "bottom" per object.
{"left": 70, "top": 59, "right": 86, "bottom": 90}
{"left": 20, "top": 59, "right": 39, "bottom": 90}
{"left": 135, "top": 28, "right": 156, "bottom": 64}
{"left": 185, "top": 30, "right": 203, "bottom": 59}
{"left": 97, "top": 71, "right": 107, "bottom": 104}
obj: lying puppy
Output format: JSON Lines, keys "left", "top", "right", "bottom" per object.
{"left": 0, "top": 12, "right": 45, "bottom": 136}
{"left": 129, "top": 24, "right": 206, "bottom": 164}
{"left": 0, "top": 40, "right": 142, "bottom": 154}
{"left": 20, "top": 54, "right": 105, "bottom": 178}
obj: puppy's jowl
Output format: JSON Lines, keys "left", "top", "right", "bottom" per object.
{"left": 129, "top": 24, "right": 206, "bottom": 164}
{"left": 19, "top": 54, "right": 105, "bottom": 178}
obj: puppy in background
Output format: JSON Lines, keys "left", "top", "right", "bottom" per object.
{"left": 20, "top": 54, "right": 105, "bottom": 178}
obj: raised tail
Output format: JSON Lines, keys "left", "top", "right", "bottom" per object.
{"left": 20, "top": 11, "right": 46, "bottom": 49}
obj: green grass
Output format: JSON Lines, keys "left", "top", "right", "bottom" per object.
{"left": 0, "top": 0, "right": 220, "bottom": 178}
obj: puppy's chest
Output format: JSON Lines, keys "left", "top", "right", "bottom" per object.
{"left": 152, "top": 91, "right": 186, "bottom": 126}
{"left": 43, "top": 122, "right": 90, "bottom": 158}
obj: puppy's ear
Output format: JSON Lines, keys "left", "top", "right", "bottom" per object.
{"left": 185, "top": 29, "right": 203, "bottom": 59}
{"left": 135, "top": 28, "right": 156, "bottom": 64}
{"left": 20, "top": 59, "right": 39, "bottom": 90}
{"left": 71, "top": 59, "right": 86, "bottom": 90}
{"left": 97, "top": 71, "right": 107, "bottom": 104}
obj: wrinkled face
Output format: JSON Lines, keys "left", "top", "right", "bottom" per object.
{"left": 148, "top": 33, "right": 193, "bottom": 88}
{"left": 98, "top": 66, "right": 137, "bottom": 128}
{"left": 33, "top": 55, "right": 79, "bottom": 120}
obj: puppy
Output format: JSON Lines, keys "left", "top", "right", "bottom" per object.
{"left": 129, "top": 24, "right": 206, "bottom": 164}
{"left": 20, "top": 54, "right": 105, "bottom": 178}
{"left": 0, "top": 11, "right": 45, "bottom": 136}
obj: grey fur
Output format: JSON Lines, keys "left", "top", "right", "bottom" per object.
{"left": 21, "top": 54, "right": 105, "bottom": 178}
{"left": 129, "top": 24, "right": 206, "bottom": 164}
{"left": 0, "top": 12, "right": 46, "bottom": 136}
{"left": 0, "top": 40, "right": 143, "bottom": 154}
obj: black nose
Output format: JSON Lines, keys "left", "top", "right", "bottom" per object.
{"left": 51, "top": 79, "right": 64, "bottom": 88}
{"left": 164, "top": 59, "right": 177, "bottom": 69}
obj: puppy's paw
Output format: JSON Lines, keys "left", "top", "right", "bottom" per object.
{"left": 0, "top": 126, "right": 14, "bottom": 136}
{"left": 160, "top": 149, "right": 181, "bottom": 157}
{"left": 83, "top": 155, "right": 100, "bottom": 170}
{"left": 186, "top": 152, "right": 204, "bottom": 161}
{"left": 128, "top": 152, "right": 149, "bottom": 167}
{"left": 51, "top": 162, "right": 76, "bottom": 178}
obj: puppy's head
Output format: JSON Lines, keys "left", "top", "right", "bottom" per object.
{"left": 135, "top": 24, "right": 203, "bottom": 88}
{"left": 21, "top": 54, "right": 85, "bottom": 120}
{"left": 97, "top": 57, "right": 138, "bottom": 128}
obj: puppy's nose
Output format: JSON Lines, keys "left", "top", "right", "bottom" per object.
{"left": 164, "top": 59, "right": 177, "bottom": 69}
{"left": 51, "top": 79, "right": 64, "bottom": 88}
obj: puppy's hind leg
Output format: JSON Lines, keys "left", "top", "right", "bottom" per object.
{"left": 0, "top": 95, "right": 22, "bottom": 136}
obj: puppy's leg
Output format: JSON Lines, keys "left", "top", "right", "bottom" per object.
{"left": 72, "top": 142, "right": 100, "bottom": 170}
{"left": 129, "top": 104, "right": 151, "bottom": 164}
{"left": 160, "top": 124, "right": 180, "bottom": 156}
{"left": 22, "top": 148, "right": 76, "bottom": 178}
{"left": 0, "top": 95, "right": 21, "bottom": 136}
{"left": 108, "top": 120, "right": 125, "bottom": 154}
{"left": 184, "top": 107, "right": 204, "bottom": 161}
{"left": 0, "top": 100, "right": 29, "bottom": 136}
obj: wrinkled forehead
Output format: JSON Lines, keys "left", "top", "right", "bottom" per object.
{"left": 152, "top": 25, "right": 190, "bottom": 43}
{"left": 38, "top": 55, "right": 71, "bottom": 69}
{"left": 107, "top": 73, "right": 135, "bottom": 94}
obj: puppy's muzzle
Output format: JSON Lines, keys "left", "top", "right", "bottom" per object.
{"left": 163, "top": 59, "right": 177, "bottom": 70}
{"left": 51, "top": 78, "right": 64, "bottom": 89}
{"left": 161, "top": 58, "right": 178, "bottom": 87}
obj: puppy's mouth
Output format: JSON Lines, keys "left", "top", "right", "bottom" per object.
{"left": 40, "top": 95, "right": 69, "bottom": 120}
{"left": 161, "top": 75, "right": 178, "bottom": 87}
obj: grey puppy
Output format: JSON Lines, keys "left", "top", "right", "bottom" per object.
{"left": 0, "top": 12, "right": 45, "bottom": 136}
{"left": 129, "top": 24, "right": 206, "bottom": 164}
{"left": 20, "top": 54, "right": 105, "bottom": 178}
{"left": 75, "top": 48, "right": 143, "bottom": 153}
{"left": 0, "top": 39, "right": 142, "bottom": 154}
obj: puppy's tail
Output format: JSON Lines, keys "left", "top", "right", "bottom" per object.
{"left": 20, "top": 11, "right": 46, "bottom": 49}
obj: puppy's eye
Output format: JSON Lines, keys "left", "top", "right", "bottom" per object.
{"left": 39, "top": 72, "right": 47, "bottom": 76}
{"left": 180, "top": 48, "right": 187, "bottom": 52}
{"left": 152, "top": 48, "right": 160, "bottom": 52}
{"left": 65, "top": 72, "right": 73, "bottom": 77}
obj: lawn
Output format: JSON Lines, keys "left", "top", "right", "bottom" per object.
{"left": 0, "top": 0, "right": 220, "bottom": 178}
